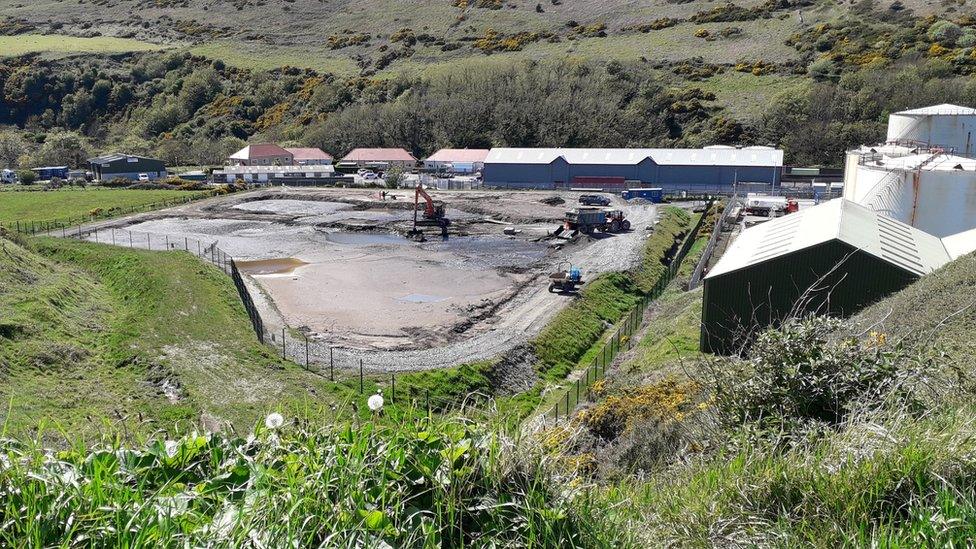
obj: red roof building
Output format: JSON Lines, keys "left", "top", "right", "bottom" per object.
{"left": 228, "top": 144, "right": 293, "bottom": 166}
{"left": 340, "top": 148, "right": 417, "bottom": 168}
{"left": 285, "top": 147, "right": 334, "bottom": 165}
{"left": 424, "top": 148, "right": 490, "bottom": 173}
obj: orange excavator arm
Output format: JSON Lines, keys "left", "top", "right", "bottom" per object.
{"left": 415, "top": 185, "right": 436, "bottom": 218}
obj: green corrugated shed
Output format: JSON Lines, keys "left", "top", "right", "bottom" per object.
{"left": 701, "top": 199, "right": 952, "bottom": 354}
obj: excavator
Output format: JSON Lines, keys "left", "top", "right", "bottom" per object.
{"left": 408, "top": 184, "right": 450, "bottom": 240}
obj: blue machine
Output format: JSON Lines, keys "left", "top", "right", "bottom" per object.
{"left": 621, "top": 187, "right": 664, "bottom": 202}
{"left": 548, "top": 263, "right": 584, "bottom": 294}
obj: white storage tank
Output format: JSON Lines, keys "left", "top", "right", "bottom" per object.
{"left": 886, "top": 104, "right": 976, "bottom": 155}
{"left": 844, "top": 154, "right": 976, "bottom": 238}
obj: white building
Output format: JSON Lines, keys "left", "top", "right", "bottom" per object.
{"left": 843, "top": 104, "right": 976, "bottom": 238}
{"left": 424, "top": 149, "right": 490, "bottom": 173}
{"left": 214, "top": 164, "right": 340, "bottom": 184}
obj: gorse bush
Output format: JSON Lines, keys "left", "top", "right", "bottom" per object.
{"left": 705, "top": 317, "right": 944, "bottom": 439}
{"left": 0, "top": 415, "right": 616, "bottom": 547}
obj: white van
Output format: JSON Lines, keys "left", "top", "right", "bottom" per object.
{"left": 1, "top": 169, "right": 17, "bottom": 184}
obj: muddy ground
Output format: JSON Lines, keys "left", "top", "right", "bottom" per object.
{"left": 78, "top": 187, "right": 660, "bottom": 372}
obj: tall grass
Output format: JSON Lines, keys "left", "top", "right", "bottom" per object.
{"left": 0, "top": 411, "right": 625, "bottom": 547}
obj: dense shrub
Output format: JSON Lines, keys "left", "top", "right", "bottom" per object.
{"left": 704, "top": 317, "right": 944, "bottom": 439}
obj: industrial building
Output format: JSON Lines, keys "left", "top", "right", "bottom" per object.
{"left": 286, "top": 147, "right": 333, "bottom": 166}
{"left": 843, "top": 104, "right": 976, "bottom": 238}
{"left": 339, "top": 148, "right": 417, "bottom": 169}
{"left": 482, "top": 146, "right": 783, "bottom": 192}
{"left": 700, "top": 199, "right": 953, "bottom": 354}
{"left": 213, "top": 165, "right": 350, "bottom": 185}
{"left": 88, "top": 154, "right": 166, "bottom": 181}
{"left": 228, "top": 144, "right": 294, "bottom": 166}
{"left": 423, "top": 149, "right": 490, "bottom": 173}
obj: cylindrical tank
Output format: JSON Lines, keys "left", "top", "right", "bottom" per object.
{"left": 886, "top": 106, "right": 976, "bottom": 155}
{"left": 847, "top": 158, "right": 976, "bottom": 238}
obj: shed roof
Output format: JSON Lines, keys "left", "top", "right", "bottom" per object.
{"left": 869, "top": 153, "right": 976, "bottom": 172}
{"left": 706, "top": 198, "right": 952, "bottom": 279}
{"left": 425, "top": 148, "right": 490, "bottom": 163}
{"left": 484, "top": 147, "right": 783, "bottom": 167}
{"left": 229, "top": 144, "right": 292, "bottom": 160}
{"left": 285, "top": 147, "right": 333, "bottom": 161}
{"left": 341, "top": 148, "right": 416, "bottom": 162}
{"left": 88, "top": 153, "right": 160, "bottom": 164}
{"left": 895, "top": 104, "right": 976, "bottom": 116}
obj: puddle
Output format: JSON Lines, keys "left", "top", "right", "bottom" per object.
{"left": 397, "top": 293, "right": 449, "bottom": 303}
{"left": 324, "top": 232, "right": 409, "bottom": 246}
{"left": 236, "top": 257, "right": 309, "bottom": 275}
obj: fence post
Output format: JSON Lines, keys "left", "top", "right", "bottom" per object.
{"left": 330, "top": 347, "right": 334, "bottom": 382}
{"left": 576, "top": 378, "right": 580, "bottom": 404}
{"left": 305, "top": 335, "right": 309, "bottom": 370}
{"left": 565, "top": 390, "right": 570, "bottom": 414}
{"left": 426, "top": 389, "right": 431, "bottom": 417}
{"left": 281, "top": 327, "right": 286, "bottom": 360}
{"left": 62, "top": 225, "right": 66, "bottom": 238}
{"left": 359, "top": 359, "right": 364, "bottom": 394}
{"left": 147, "top": 233, "right": 151, "bottom": 250}
{"left": 184, "top": 237, "right": 188, "bottom": 251}
{"left": 391, "top": 374, "right": 396, "bottom": 405}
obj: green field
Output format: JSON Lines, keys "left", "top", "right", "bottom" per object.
{"left": 0, "top": 34, "right": 165, "bottom": 57}
{"left": 0, "top": 189, "right": 205, "bottom": 223}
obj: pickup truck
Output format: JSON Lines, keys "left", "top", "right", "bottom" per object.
{"left": 578, "top": 194, "right": 611, "bottom": 206}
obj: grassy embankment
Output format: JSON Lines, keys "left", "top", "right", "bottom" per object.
{"left": 0, "top": 235, "right": 354, "bottom": 437}
{"left": 0, "top": 188, "right": 207, "bottom": 225}
{"left": 550, "top": 233, "right": 976, "bottom": 545}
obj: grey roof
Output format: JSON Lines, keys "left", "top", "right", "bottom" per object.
{"left": 894, "top": 104, "right": 976, "bottom": 116}
{"left": 707, "top": 198, "right": 952, "bottom": 279}
{"left": 88, "top": 153, "right": 160, "bottom": 164}
{"left": 484, "top": 147, "right": 783, "bottom": 167}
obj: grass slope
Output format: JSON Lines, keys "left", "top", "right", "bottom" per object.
{"left": 0, "top": 35, "right": 165, "bottom": 57}
{"left": 0, "top": 236, "right": 340, "bottom": 437}
{"left": 0, "top": 189, "right": 204, "bottom": 223}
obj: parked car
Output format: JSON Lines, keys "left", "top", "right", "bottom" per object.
{"left": 1, "top": 169, "right": 17, "bottom": 184}
{"left": 579, "top": 194, "right": 611, "bottom": 206}
{"left": 138, "top": 173, "right": 150, "bottom": 182}
{"left": 362, "top": 172, "right": 379, "bottom": 182}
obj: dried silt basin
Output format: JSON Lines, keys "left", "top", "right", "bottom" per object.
{"left": 120, "top": 203, "right": 547, "bottom": 350}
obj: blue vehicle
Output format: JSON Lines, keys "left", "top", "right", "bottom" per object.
{"left": 548, "top": 262, "right": 584, "bottom": 294}
{"left": 621, "top": 187, "right": 664, "bottom": 203}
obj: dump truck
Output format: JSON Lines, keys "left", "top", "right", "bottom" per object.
{"left": 548, "top": 263, "right": 583, "bottom": 293}
{"left": 563, "top": 207, "right": 631, "bottom": 234}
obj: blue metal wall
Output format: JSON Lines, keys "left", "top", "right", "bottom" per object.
{"left": 484, "top": 157, "right": 781, "bottom": 192}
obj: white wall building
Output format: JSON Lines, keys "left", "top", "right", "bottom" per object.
{"left": 843, "top": 104, "right": 976, "bottom": 238}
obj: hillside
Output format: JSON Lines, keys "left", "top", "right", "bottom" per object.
{"left": 0, "top": 234, "right": 346, "bottom": 437}
{"left": 3, "top": 0, "right": 976, "bottom": 169}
